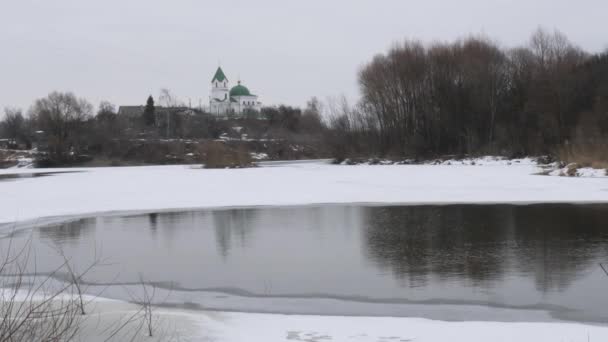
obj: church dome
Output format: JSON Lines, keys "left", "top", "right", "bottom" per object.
{"left": 229, "top": 82, "right": 252, "bottom": 97}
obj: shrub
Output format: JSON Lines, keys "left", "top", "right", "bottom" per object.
{"left": 198, "top": 141, "right": 253, "bottom": 168}
{"left": 556, "top": 140, "right": 608, "bottom": 170}
{"left": 566, "top": 163, "right": 579, "bottom": 177}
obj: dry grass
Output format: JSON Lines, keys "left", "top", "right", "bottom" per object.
{"left": 556, "top": 142, "right": 608, "bottom": 170}
{"left": 198, "top": 141, "right": 253, "bottom": 169}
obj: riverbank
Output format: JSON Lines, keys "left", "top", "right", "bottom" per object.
{"left": 7, "top": 293, "right": 608, "bottom": 342}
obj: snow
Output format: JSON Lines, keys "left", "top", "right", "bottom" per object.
{"left": 2, "top": 159, "right": 608, "bottom": 341}
{"left": 13, "top": 157, "right": 34, "bottom": 168}
{"left": 342, "top": 156, "right": 538, "bottom": 166}
{"left": 1, "top": 160, "right": 608, "bottom": 226}
{"left": 549, "top": 165, "right": 608, "bottom": 178}
{"left": 205, "top": 312, "right": 608, "bottom": 342}
{"left": 576, "top": 167, "right": 608, "bottom": 177}
{"left": 250, "top": 152, "right": 269, "bottom": 160}
{"left": 438, "top": 156, "right": 537, "bottom": 166}
{"left": 0, "top": 287, "right": 117, "bottom": 304}
{"left": 3, "top": 286, "right": 608, "bottom": 342}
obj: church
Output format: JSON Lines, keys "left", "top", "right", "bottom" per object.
{"left": 209, "top": 67, "right": 262, "bottom": 116}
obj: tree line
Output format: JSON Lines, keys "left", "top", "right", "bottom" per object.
{"left": 0, "top": 90, "right": 326, "bottom": 166}
{"left": 328, "top": 28, "right": 608, "bottom": 161}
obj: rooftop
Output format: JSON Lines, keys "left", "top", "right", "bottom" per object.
{"left": 212, "top": 67, "right": 227, "bottom": 83}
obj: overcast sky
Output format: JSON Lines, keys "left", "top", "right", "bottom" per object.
{"left": 0, "top": 0, "right": 606, "bottom": 113}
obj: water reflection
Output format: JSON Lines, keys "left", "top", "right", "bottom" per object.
{"left": 5, "top": 204, "right": 608, "bottom": 321}
{"left": 212, "top": 210, "right": 258, "bottom": 258}
{"left": 0, "top": 171, "right": 82, "bottom": 182}
{"left": 38, "top": 218, "right": 96, "bottom": 246}
{"left": 363, "top": 205, "right": 608, "bottom": 292}
{"left": 148, "top": 213, "right": 158, "bottom": 232}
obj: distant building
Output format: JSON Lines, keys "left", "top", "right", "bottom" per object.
{"left": 117, "top": 106, "right": 145, "bottom": 119}
{"left": 209, "top": 67, "right": 262, "bottom": 116}
{"left": 118, "top": 66, "right": 262, "bottom": 120}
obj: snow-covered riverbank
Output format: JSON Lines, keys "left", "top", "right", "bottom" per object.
{"left": 1, "top": 160, "right": 607, "bottom": 226}
{"left": 7, "top": 293, "right": 608, "bottom": 342}
{"left": 88, "top": 306, "right": 608, "bottom": 341}
{"left": 2, "top": 161, "right": 608, "bottom": 341}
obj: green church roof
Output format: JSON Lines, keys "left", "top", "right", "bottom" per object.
{"left": 229, "top": 82, "right": 253, "bottom": 97}
{"left": 212, "top": 67, "right": 227, "bottom": 83}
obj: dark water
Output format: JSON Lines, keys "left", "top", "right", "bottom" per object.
{"left": 0, "top": 171, "right": 80, "bottom": 182}
{"left": 4, "top": 204, "right": 608, "bottom": 322}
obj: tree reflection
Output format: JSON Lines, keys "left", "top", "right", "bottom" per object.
{"left": 510, "top": 204, "right": 608, "bottom": 292}
{"left": 364, "top": 204, "right": 608, "bottom": 292}
{"left": 38, "top": 218, "right": 96, "bottom": 245}
{"left": 148, "top": 213, "right": 158, "bottom": 232}
{"left": 212, "top": 209, "right": 258, "bottom": 258}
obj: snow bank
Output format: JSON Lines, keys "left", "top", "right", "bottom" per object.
{"left": 12, "top": 157, "right": 34, "bottom": 169}
{"left": 207, "top": 312, "right": 608, "bottom": 342}
{"left": 576, "top": 167, "right": 608, "bottom": 177}
{"left": 438, "top": 156, "right": 537, "bottom": 166}
{"left": 1, "top": 161, "right": 608, "bottom": 225}
{"left": 250, "top": 152, "right": 269, "bottom": 160}
{"left": 342, "top": 156, "right": 538, "bottom": 166}
{"left": 549, "top": 165, "right": 608, "bottom": 178}
{"left": 4, "top": 286, "right": 607, "bottom": 342}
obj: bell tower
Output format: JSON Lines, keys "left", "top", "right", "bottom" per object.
{"left": 211, "top": 67, "right": 229, "bottom": 101}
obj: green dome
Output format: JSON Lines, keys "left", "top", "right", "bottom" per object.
{"left": 229, "top": 82, "right": 252, "bottom": 97}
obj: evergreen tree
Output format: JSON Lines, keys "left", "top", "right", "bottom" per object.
{"left": 143, "top": 95, "right": 155, "bottom": 126}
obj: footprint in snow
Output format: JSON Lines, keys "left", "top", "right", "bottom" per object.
{"left": 286, "top": 330, "right": 332, "bottom": 341}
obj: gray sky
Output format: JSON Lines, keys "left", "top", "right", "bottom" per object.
{"left": 0, "top": 0, "right": 606, "bottom": 113}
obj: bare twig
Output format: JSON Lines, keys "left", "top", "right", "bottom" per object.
{"left": 0, "top": 230, "right": 104, "bottom": 342}
{"left": 138, "top": 275, "right": 156, "bottom": 338}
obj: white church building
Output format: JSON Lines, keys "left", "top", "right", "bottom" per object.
{"left": 209, "top": 67, "right": 262, "bottom": 116}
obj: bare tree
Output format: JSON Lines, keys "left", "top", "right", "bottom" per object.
{"left": 1, "top": 108, "right": 28, "bottom": 147}
{"left": 157, "top": 88, "right": 185, "bottom": 138}
{"left": 55, "top": 246, "right": 103, "bottom": 316}
{"left": 158, "top": 88, "right": 182, "bottom": 108}
{"left": 530, "top": 27, "right": 553, "bottom": 70}
{"left": 332, "top": 28, "right": 606, "bottom": 160}
{"left": 29, "top": 91, "right": 93, "bottom": 164}
{"left": 140, "top": 278, "right": 155, "bottom": 338}
{"left": 97, "top": 101, "right": 117, "bottom": 121}
{"left": 0, "top": 232, "right": 99, "bottom": 342}
{"left": 101, "top": 277, "right": 178, "bottom": 341}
